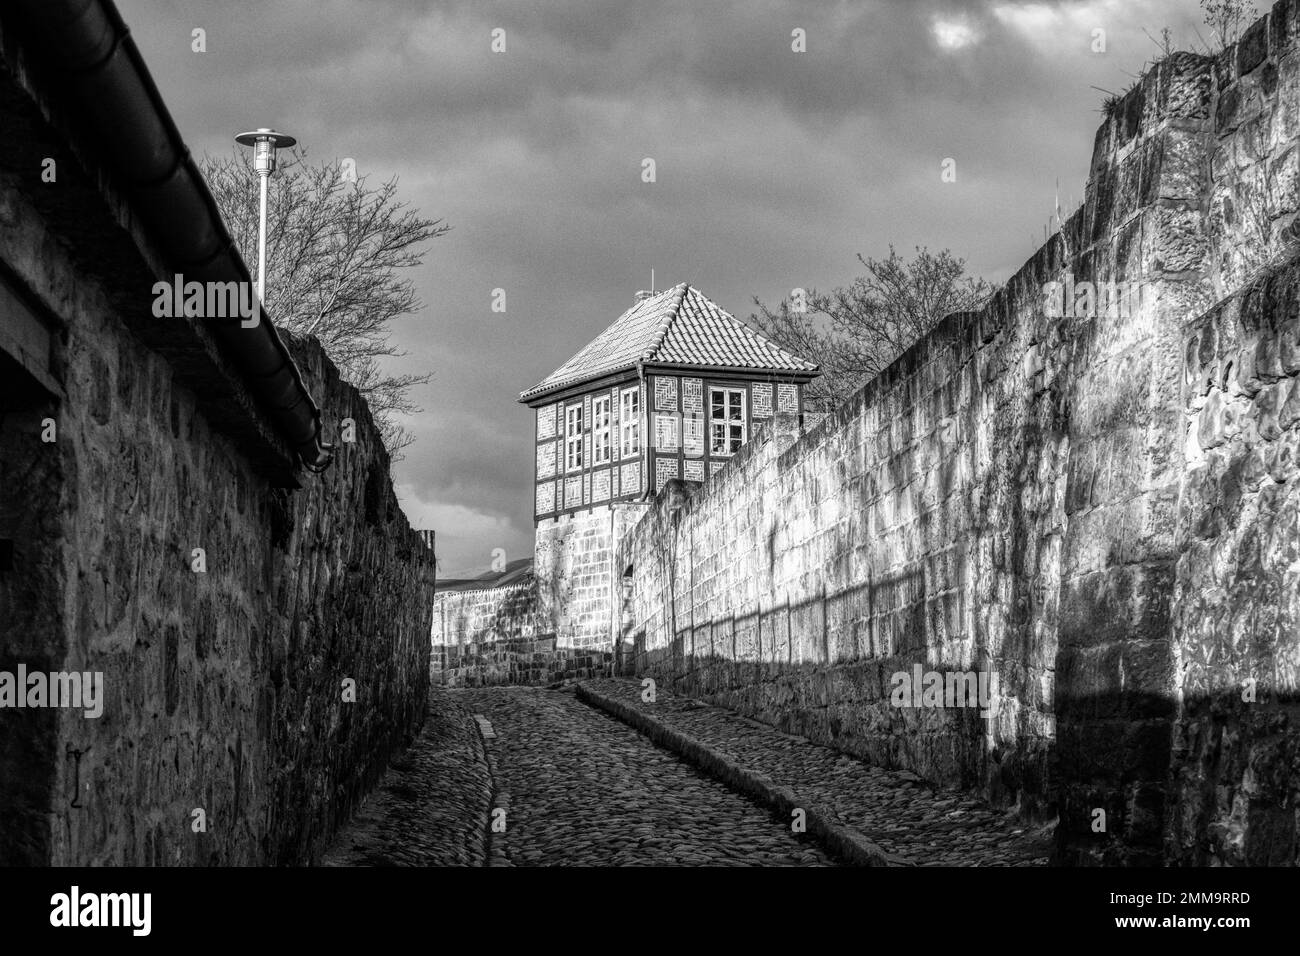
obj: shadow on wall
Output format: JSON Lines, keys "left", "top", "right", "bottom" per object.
{"left": 440, "top": 580, "right": 541, "bottom": 646}
{"left": 484, "top": 584, "right": 540, "bottom": 641}
{"left": 620, "top": 567, "right": 1057, "bottom": 807}
{"left": 619, "top": 246, "right": 1300, "bottom": 867}
{"left": 627, "top": 623, "right": 1294, "bottom": 865}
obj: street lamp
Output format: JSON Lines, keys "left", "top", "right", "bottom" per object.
{"left": 234, "top": 127, "right": 296, "bottom": 307}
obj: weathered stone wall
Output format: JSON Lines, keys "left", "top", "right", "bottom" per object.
{"left": 618, "top": 3, "right": 1300, "bottom": 866}
{"left": 620, "top": 277, "right": 1066, "bottom": 814}
{"left": 431, "top": 635, "right": 611, "bottom": 688}
{"left": 1049, "top": 49, "right": 1217, "bottom": 865}
{"left": 432, "top": 582, "right": 541, "bottom": 647}
{"left": 1169, "top": 258, "right": 1300, "bottom": 866}
{"left": 0, "top": 154, "right": 435, "bottom": 864}
{"left": 1159, "top": 13, "right": 1300, "bottom": 866}
{"left": 535, "top": 504, "right": 648, "bottom": 649}
{"left": 429, "top": 583, "right": 615, "bottom": 686}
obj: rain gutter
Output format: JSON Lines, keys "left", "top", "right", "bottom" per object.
{"left": 7, "top": 0, "right": 331, "bottom": 471}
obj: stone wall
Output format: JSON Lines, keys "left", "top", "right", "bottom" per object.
{"left": 432, "top": 582, "right": 541, "bottom": 647}
{"left": 1169, "top": 257, "right": 1300, "bottom": 865}
{"left": 0, "top": 148, "right": 435, "bottom": 864}
{"left": 535, "top": 504, "right": 648, "bottom": 649}
{"left": 431, "top": 635, "right": 612, "bottom": 688}
{"left": 429, "top": 582, "right": 616, "bottom": 686}
{"left": 617, "top": 3, "right": 1300, "bottom": 867}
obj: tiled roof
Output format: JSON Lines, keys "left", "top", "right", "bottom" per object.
{"left": 520, "top": 283, "right": 818, "bottom": 402}
{"left": 438, "top": 557, "right": 534, "bottom": 592}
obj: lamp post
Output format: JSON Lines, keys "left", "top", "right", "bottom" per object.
{"left": 234, "top": 127, "right": 296, "bottom": 307}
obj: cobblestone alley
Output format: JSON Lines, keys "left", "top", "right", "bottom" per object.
{"left": 323, "top": 683, "right": 1052, "bottom": 867}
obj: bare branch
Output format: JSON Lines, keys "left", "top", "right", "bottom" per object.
{"left": 750, "top": 247, "right": 993, "bottom": 411}
{"left": 200, "top": 148, "right": 449, "bottom": 459}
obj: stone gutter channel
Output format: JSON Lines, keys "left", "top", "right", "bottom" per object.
{"left": 575, "top": 682, "right": 910, "bottom": 867}
{"left": 472, "top": 713, "right": 513, "bottom": 867}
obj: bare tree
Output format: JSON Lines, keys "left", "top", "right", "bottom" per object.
{"left": 751, "top": 246, "right": 993, "bottom": 410}
{"left": 201, "top": 149, "right": 449, "bottom": 460}
{"left": 1201, "top": 0, "right": 1256, "bottom": 49}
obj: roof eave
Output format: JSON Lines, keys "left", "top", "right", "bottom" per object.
{"left": 640, "top": 361, "right": 820, "bottom": 381}
{"left": 520, "top": 361, "right": 819, "bottom": 407}
{"left": 519, "top": 362, "right": 641, "bottom": 406}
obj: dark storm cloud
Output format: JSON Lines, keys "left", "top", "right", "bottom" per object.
{"left": 117, "top": 0, "right": 1204, "bottom": 576}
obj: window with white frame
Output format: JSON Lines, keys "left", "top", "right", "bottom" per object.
{"left": 709, "top": 387, "right": 746, "bottom": 455}
{"left": 565, "top": 404, "right": 583, "bottom": 471}
{"left": 592, "top": 395, "right": 612, "bottom": 465}
{"left": 620, "top": 386, "right": 640, "bottom": 458}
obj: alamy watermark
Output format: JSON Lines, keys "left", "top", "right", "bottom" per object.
{"left": 151, "top": 274, "right": 261, "bottom": 328}
{"left": 50, "top": 886, "right": 150, "bottom": 936}
{"left": 1042, "top": 272, "right": 1144, "bottom": 320}
{"left": 890, "top": 664, "right": 997, "bottom": 718}
{"left": 0, "top": 666, "right": 103, "bottom": 718}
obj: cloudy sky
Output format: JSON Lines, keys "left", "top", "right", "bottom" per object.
{"left": 118, "top": 0, "right": 1212, "bottom": 577}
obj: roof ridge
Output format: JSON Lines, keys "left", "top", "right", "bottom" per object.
{"left": 674, "top": 284, "right": 819, "bottom": 372}
{"left": 520, "top": 281, "right": 819, "bottom": 404}
{"left": 642, "top": 282, "right": 689, "bottom": 362}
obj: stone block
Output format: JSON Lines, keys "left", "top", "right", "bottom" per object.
{"left": 1239, "top": 16, "right": 1271, "bottom": 76}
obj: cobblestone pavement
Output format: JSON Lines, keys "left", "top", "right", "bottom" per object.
{"left": 454, "top": 686, "right": 835, "bottom": 866}
{"left": 320, "top": 689, "right": 491, "bottom": 866}
{"left": 582, "top": 679, "right": 1052, "bottom": 866}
